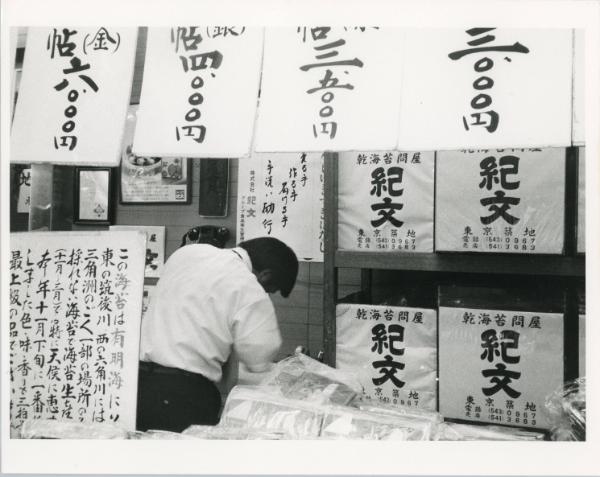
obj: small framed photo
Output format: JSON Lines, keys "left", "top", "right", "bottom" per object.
{"left": 74, "top": 167, "right": 114, "bottom": 225}
{"left": 120, "top": 148, "right": 192, "bottom": 204}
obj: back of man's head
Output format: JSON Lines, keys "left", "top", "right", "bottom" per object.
{"left": 238, "top": 237, "right": 299, "bottom": 298}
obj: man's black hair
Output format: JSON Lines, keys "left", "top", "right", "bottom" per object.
{"left": 238, "top": 237, "right": 299, "bottom": 298}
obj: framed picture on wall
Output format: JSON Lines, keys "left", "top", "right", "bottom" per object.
{"left": 74, "top": 167, "right": 114, "bottom": 225}
{"left": 120, "top": 149, "right": 192, "bottom": 205}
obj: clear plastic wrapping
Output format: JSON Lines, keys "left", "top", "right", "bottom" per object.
{"left": 319, "top": 405, "right": 435, "bottom": 440}
{"left": 433, "top": 422, "right": 545, "bottom": 441}
{"left": 220, "top": 386, "right": 324, "bottom": 438}
{"left": 544, "top": 377, "right": 586, "bottom": 441}
{"left": 260, "top": 352, "right": 363, "bottom": 406}
{"left": 20, "top": 418, "right": 129, "bottom": 439}
{"left": 357, "top": 401, "right": 443, "bottom": 425}
{"left": 127, "top": 430, "right": 195, "bottom": 440}
{"left": 182, "top": 425, "right": 288, "bottom": 440}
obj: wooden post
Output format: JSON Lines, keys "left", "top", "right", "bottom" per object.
{"left": 323, "top": 152, "right": 338, "bottom": 367}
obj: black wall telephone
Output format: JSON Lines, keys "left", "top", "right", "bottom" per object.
{"left": 181, "top": 225, "right": 230, "bottom": 249}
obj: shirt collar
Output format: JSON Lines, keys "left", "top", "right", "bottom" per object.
{"left": 232, "top": 247, "right": 252, "bottom": 272}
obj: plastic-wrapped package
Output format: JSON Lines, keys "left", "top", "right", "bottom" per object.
{"left": 20, "top": 418, "right": 129, "bottom": 439}
{"left": 259, "top": 352, "right": 362, "bottom": 406}
{"left": 319, "top": 405, "right": 435, "bottom": 440}
{"left": 182, "top": 425, "right": 288, "bottom": 440}
{"left": 220, "top": 385, "right": 324, "bottom": 438}
{"left": 544, "top": 377, "right": 586, "bottom": 441}
{"left": 433, "top": 422, "right": 545, "bottom": 441}
{"left": 127, "top": 430, "right": 195, "bottom": 440}
{"left": 357, "top": 401, "right": 443, "bottom": 425}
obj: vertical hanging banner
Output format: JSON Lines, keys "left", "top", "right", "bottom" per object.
{"left": 336, "top": 304, "right": 437, "bottom": 411}
{"left": 9, "top": 231, "right": 146, "bottom": 437}
{"left": 133, "top": 27, "right": 263, "bottom": 158}
{"left": 109, "top": 225, "right": 166, "bottom": 278}
{"left": 436, "top": 148, "right": 565, "bottom": 254}
{"left": 397, "top": 28, "right": 572, "bottom": 150}
{"left": 11, "top": 27, "right": 137, "bottom": 166}
{"left": 438, "top": 306, "right": 564, "bottom": 429}
{"left": 254, "top": 27, "right": 404, "bottom": 152}
{"left": 338, "top": 151, "right": 434, "bottom": 252}
{"left": 577, "top": 147, "right": 585, "bottom": 254}
{"left": 572, "top": 30, "right": 584, "bottom": 146}
{"left": 237, "top": 152, "right": 323, "bottom": 261}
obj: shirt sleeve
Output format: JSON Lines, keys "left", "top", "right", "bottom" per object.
{"left": 231, "top": 298, "right": 282, "bottom": 373}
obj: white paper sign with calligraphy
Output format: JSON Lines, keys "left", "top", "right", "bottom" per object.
{"left": 237, "top": 152, "right": 324, "bottom": 261}
{"left": 11, "top": 27, "right": 137, "bottom": 166}
{"left": 9, "top": 231, "right": 146, "bottom": 437}
{"left": 336, "top": 304, "right": 437, "bottom": 411}
{"left": 110, "top": 226, "right": 165, "bottom": 278}
{"left": 577, "top": 148, "right": 585, "bottom": 253}
{"left": 438, "top": 306, "right": 563, "bottom": 429}
{"left": 436, "top": 148, "right": 565, "bottom": 254}
{"left": 338, "top": 151, "right": 434, "bottom": 252}
{"left": 397, "top": 28, "right": 572, "bottom": 150}
{"left": 17, "top": 168, "right": 32, "bottom": 214}
{"left": 133, "top": 27, "right": 263, "bottom": 158}
{"left": 120, "top": 106, "right": 191, "bottom": 204}
{"left": 255, "top": 27, "right": 405, "bottom": 152}
{"left": 142, "top": 285, "right": 157, "bottom": 321}
{"left": 572, "top": 29, "right": 584, "bottom": 146}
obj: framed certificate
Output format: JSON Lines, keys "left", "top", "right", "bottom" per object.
{"left": 74, "top": 167, "right": 114, "bottom": 225}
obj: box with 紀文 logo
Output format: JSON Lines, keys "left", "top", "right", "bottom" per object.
{"left": 437, "top": 285, "right": 565, "bottom": 430}
{"left": 435, "top": 148, "right": 566, "bottom": 254}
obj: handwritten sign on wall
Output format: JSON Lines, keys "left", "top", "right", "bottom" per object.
{"left": 338, "top": 151, "right": 434, "bottom": 252}
{"left": 9, "top": 231, "right": 146, "bottom": 437}
{"left": 336, "top": 304, "right": 437, "bottom": 411}
{"left": 237, "top": 152, "right": 324, "bottom": 261}
{"left": 133, "top": 27, "right": 263, "bottom": 158}
{"left": 397, "top": 28, "right": 573, "bottom": 150}
{"left": 11, "top": 27, "right": 137, "bottom": 166}
{"left": 254, "top": 27, "right": 405, "bottom": 152}
{"left": 436, "top": 148, "right": 565, "bottom": 254}
{"left": 439, "top": 306, "right": 563, "bottom": 429}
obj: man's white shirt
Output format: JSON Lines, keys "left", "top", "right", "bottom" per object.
{"left": 139, "top": 244, "right": 282, "bottom": 382}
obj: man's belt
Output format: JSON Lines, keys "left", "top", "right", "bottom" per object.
{"left": 139, "top": 361, "right": 208, "bottom": 381}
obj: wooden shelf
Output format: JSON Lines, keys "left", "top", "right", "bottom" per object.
{"left": 335, "top": 251, "right": 585, "bottom": 277}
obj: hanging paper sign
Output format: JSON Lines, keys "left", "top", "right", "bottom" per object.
{"left": 436, "top": 148, "right": 565, "bottom": 254}
{"left": 572, "top": 30, "right": 584, "bottom": 146}
{"left": 397, "top": 28, "right": 572, "bottom": 150}
{"left": 133, "top": 27, "right": 263, "bottom": 158}
{"left": 577, "top": 147, "right": 585, "bottom": 253}
{"left": 336, "top": 304, "right": 437, "bottom": 411}
{"left": 338, "top": 151, "right": 434, "bottom": 252}
{"left": 254, "top": 27, "right": 405, "bottom": 152}
{"left": 142, "top": 285, "right": 157, "bottom": 321}
{"left": 120, "top": 106, "right": 192, "bottom": 204}
{"left": 438, "top": 306, "right": 564, "bottom": 429}
{"left": 16, "top": 168, "right": 32, "bottom": 214}
{"left": 8, "top": 231, "right": 146, "bottom": 437}
{"left": 11, "top": 27, "right": 137, "bottom": 166}
{"left": 236, "top": 152, "right": 323, "bottom": 261}
{"left": 110, "top": 225, "right": 165, "bottom": 278}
